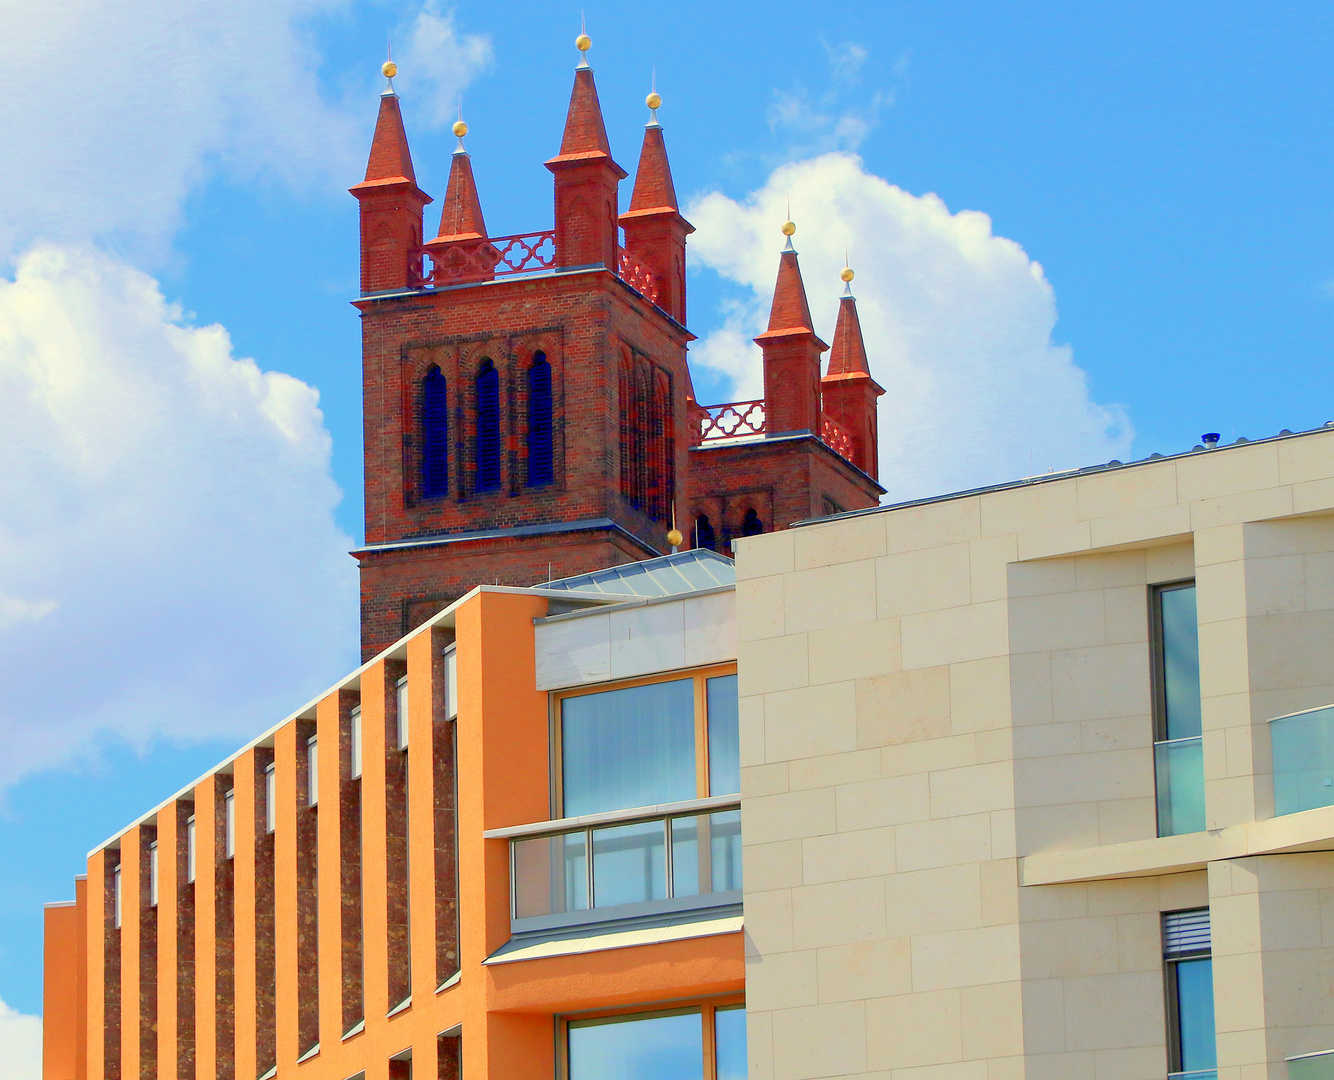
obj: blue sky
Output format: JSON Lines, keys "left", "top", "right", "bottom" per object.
{"left": 0, "top": 1, "right": 1332, "bottom": 1065}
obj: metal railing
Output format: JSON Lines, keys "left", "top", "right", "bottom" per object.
{"left": 488, "top": 795, "right": 742, "bottom": 933}
{"left": 1270, "top": 704, "right": 1334, "bottom": 816}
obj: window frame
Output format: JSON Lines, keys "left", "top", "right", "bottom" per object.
{"left": 549, "top": 663, "right": 738, "bottom": 820}
{"left": 186, "top": 814, "right": 196, "bottom": 884}
{"left": 224, "top": 789, "right": 236, "bottom": 860}
{"left": 1162, "top": 907, "right": 1215, "bottom": 1076}
{"left": 559, "top": 995, "right": 745, "bottom": 1080}
{"left": 1149, "top": 579, "right": 1199, "bottom": 744}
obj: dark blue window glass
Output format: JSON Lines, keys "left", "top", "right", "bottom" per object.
{"left": 527, "top": 354, "right": 554, "bottom": 486}
{"left": 707, "top": 675, "right": 740, "bottom": 796}
{"left": 741, "top": 508, "right": 763, "bottom": 537}
{"left": 1175, "top": 958, "right": 1216, "bottom": 1073}
{"left": 695, "top": 515, "right": 716, "bottom": 551}
{"left": 421, "top": 366, "right": 448, "bottom": 499}
{"left": 475, "top": 359, "right": 500, "bottom": 492}
{"left": 1160, "top": 585, "right": 1202, "bottom": 740}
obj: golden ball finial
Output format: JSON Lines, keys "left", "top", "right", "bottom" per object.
{"left": 382, "top": 60, "right": 398, "bottom": 79}
{"left": 575, "top": 33, "right": 592, "bottom": 52}
{"left": 452, "top": 119, "right": 468, "bottom": 138}
{"left": 666, "top": 528, "right": 684, "bottom": 548}
{"left": 781, "top": 220, "right": 796, "bottom": 237}
{"left": 646, "top": 91, "right": 662, "bottom": 111}
{"left": 840, "top": 266, "right": 855, "bottom": 283}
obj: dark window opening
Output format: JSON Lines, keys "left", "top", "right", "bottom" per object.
{"left": 741, "top": 508, "right": 764, "bottom": 537}
{"left": 475, "top": 359, "right": 501, "bottom": 492}
{"left": 527, "top": 354, "right": 554, "bottom": 487}
{"left": 421, "top": 366, "right": 448, "bottom": 499}
{"left": 695, "top": 515, "right": 717, "bottom": 551}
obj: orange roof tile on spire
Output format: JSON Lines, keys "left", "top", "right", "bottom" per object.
{"left": 827, "top": 292, "right": 872, "bottom": 376}
{"left": 360, "top": 92, "right": 417, "bottom": 186}
{"left": 547, "top": 68, "right": 623, "bottom": 172}
{"left": 626, "top": 125, "right": 678, "bottom": 215}
{"left": 431, "top": 150, "right": 487, "bottom": 242}
{"left": 755, "top": 249, "right": 824, "bottom": 346}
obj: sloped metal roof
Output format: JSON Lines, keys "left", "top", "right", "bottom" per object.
{"left": 542, "top": 548, "right": 735, "bottom": 596}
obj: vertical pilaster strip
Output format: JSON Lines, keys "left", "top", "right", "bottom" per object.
{"left": 192, "top": 780, "right": 218, "bottom": 1080}
{"left": 295, "top": 718, "right": 320, "bottom": 1055}
{"left": 75, "top": 874, "right": 89, "bottom": 1080}
{"left": 253, "top": 747, "right": 277, "bottom": 1076}
{"left": 360, "top": 660, "right": 391, "bottom": 1029}
{"left": 408, "top": 630, "right": 439, "bottom": 999}
{"left": 87, "top": 850, "right": 116, "bottom": 1080}
{"left": 173, "top": 801, "right": 195, "bottom": 1080}
{"left": 119, "top": 828, "right": 141, "bottom": 1080}
{"left": 339, "top": 689, "right": 365, "bottom": 1035}
{"left": 213, "top": 774, "right": 236, "bottom": 1080}
{"left": 158, "top": 811, "right": 180, "bottom": 1079}
{"left": 232, "top": 749, "right": 259, "bottom": 1080}
{"left": 317, "top": 691, "right": 345, "bottom": 1048}
{"left": 274, "top": 722, "right": 300, "bottom": 1067}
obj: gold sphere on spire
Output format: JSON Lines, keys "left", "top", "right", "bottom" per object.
{"left": 646, "top": 91, "right": 662, "bottom": 110}
{"left": 666, "top": 528, "right": 684, "bottom": 548}
{"left": 840, "top": 267, "right": 855, "bottom": 283}
{"left": 781, "top": 220, "right": 796, "bottom": 237}
{"left": 452, "top": 119, "right": 468, "bottom": 138}
{"left": 382, "top": 60, "right": 398, "bottom": 79}
{"left": 575, "top": 33, "right": 592, "bottom": 52}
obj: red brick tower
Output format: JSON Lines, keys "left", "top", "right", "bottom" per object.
{"left": 350, "top": 44, "right": 884, "bottom": 657}
{"left": 351, "top": 46, "right": 693, "bottom": 658}
{"left": 685, "top": 224, "right": 885, "bottom": 553}
{"left": 822, "top": 269, "right": 885, "bottom": 479}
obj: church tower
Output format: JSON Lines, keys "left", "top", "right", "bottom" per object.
{"left": 351, "top": 40, "right": 885, "bottom": 659}
{"left": 351, "top": 42, "right": 693, "bottom": 657}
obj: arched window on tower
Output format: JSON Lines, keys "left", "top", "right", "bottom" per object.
{"left": 475, "top": 358, "right": 501, "bottom": 492}
{"left": 527, "top": 353, "right": 554, "bottom": 487}
{"left": 421, "top": 365, "right": 449, "bottom": 499}
{"left": 695, "top": 515, "right": 717, "bottom": 551}
{"left": 741, "top": 508, "right": 764, "bottom": 537}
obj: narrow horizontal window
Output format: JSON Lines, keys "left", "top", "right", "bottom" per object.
{"left": 350, "top": 705, "right": 363, "bottom": 780}
{"left": 265, "top": 763, "right": 276, "bottom": 834}
{"left": 307, "top": 736, "right": 319, "bottom": 808}
{"left": 148, "top": 841, "right": 159, "bottom": 908}
{"left": 186, "top": 815, "right": 196, "bottom": 884}
{"left": 224, "top": 790, "right": 236, "bottom": 859}
{"left": 396, "top": 677, "right": 410, "bottom": 751}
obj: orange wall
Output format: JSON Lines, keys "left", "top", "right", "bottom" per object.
{"left": 50, "top": 588, "right": 743, "bottom": 1080}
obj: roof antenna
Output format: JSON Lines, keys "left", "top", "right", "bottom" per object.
{"left": 381, "top": 39, "right": 398, "bottom": 96}
{"left": 667, "top": 503, "right": 683, "bottom": 554}
{"left": 646, "top": 68, "right": 661, "bottom": 128}
{"left": 453, "top": 98, "right": 468, "bottom": 153}
{"left": 576, "top": 14, "right": 591, "bottom": 70}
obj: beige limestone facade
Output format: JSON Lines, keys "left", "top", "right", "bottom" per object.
{"left": 734, "top": 425, "right": 1334, "bottom": 1080}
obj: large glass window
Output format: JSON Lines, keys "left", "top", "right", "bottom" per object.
{"left": 1164, "top": 908, "right": 1216, "bottom": 1079}
{"left": 566, "top": 1005, "right": 744, "bottom": 1080}
{"left": 1153, "top": 582, "right": 1205, "bottom": 835}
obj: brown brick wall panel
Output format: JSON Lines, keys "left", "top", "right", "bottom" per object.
{"left": 294, "top": 719, "right": 320, "bottom": 1055}
{"left": 251, "top": 748, "right": 277, "bottom": 1075}
{"left": 337, "top": 689, "right": 365, "bottom": 1035}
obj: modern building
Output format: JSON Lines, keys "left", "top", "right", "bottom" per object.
{"left": 44, "top": 550, "right": 743, "bottom": 1080}
{"left": 735, "top": 423, "right": 1334, "bottom": 1080}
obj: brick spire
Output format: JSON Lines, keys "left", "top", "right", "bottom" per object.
{"left": 821, "top": 270, "right": 885, "bottom": 479}
{"left": 546, "top": 35, "right": 626, "bottom": 269}
{"left": 754, "top": 224, "right": 826, "bottom": 435}
{"left": 350, "top": 69, "right": 431, "bottom": 295}
{"left": 620, "top": 91, "right": 694, "bottom": 323}
{"left": 430, "top": 139, "right": 487, "bottom": 243}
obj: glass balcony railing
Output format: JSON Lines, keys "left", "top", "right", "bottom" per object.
{"left": 1168, "top": 1072, "right": 1218, "bottom": 1080}
{"left": 1155, "top": 736, "right": 1206, "bottom": 835}
{"left": 495, "top": 795, "right": 742, "bottom": 932}
{"left": 1271, "top": 705, "right": 1334, "bottom": 816}
{"left": 1288, "top": 1050, "right": 1334, "bottom": 1079}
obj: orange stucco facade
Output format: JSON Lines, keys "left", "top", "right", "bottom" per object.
{"left": 44, "top": 586, "right": 743, "bottom": 1080}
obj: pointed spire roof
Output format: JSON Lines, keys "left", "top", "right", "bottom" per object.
{"left": 627, "top": 124, "right": 678, "bottom": 214}
{"left": 755, "top": 243, "right": 824, "bottom": 348}
{"left": 360, "top": 92, "right": 417, "bottom": 186}
{"left": 827, "top": 292, "right": 871, "bottom": 376}
{"left": 546, "top": 66, "right": 626, "bottom": 176}
{"left": 431, "top": 149, "right": 487, "bottom": 242}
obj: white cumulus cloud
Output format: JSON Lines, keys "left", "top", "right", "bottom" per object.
{"left": 0, "top": 246, "right": 358, "bottom": 787}
{"left": 687, "top": 153, "right": 1132, "bottom": 501}
{"left": 0, "top": 0, "right": 370, "bottom": 264}
{"left": 397, "top": 1, "right": 495, "bottom": 128}
{"left": 0, "top": 995, "right": 41, "bottom": 1080}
